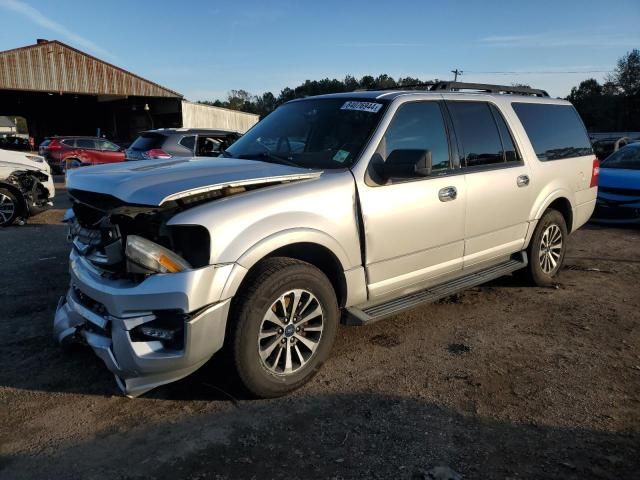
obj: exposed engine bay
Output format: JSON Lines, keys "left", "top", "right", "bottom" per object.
{"left": 67, "top": 182, "right": 276, "bottom": 277}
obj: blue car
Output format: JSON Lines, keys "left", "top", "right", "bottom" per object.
{"left": 592, "top": 143, "right": 640, "bottom": 224}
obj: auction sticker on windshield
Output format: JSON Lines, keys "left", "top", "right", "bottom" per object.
{"left": 341, "top": 101, "right": 383, "bottom": 113}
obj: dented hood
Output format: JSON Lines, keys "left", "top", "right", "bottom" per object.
{"left": 65, "top": 157, "right": 322, "bottom": 206}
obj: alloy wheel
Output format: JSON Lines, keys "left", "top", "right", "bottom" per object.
{"left": 539, "top": 224, "right": 563, "bottom": 274}
{"left": 258, "top": 289, "right": 324, "bottom": 376}
{"left": 0, "top": 193, "right": 15, "bottom": 225}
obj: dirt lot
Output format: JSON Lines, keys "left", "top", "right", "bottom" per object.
{"left": 1, "top": 179, "right": 639, "bottom": 479}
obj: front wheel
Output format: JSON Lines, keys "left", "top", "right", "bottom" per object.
{"left": 228, "top": 257, "right": 339, "bottom": 398}
{"left": 0, "top": 189, "right": 19, "bottom": 227}
{"left": 523, "top": 209, "right": 568, "bottom": 286}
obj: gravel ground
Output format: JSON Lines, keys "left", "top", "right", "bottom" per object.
{"left": 0, "top": 179, "right": 639, "bottom": 479}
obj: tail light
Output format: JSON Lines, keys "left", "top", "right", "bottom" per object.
{"left": 143, "top": 149, "right": 171, "bottom": 159}
{"left": 590, "top": 158, "right": 600, "bottom": 188}
{"left": 47, "top": 139, "right": 62, "bottom": 150}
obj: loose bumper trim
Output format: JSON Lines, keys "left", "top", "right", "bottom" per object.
{"left": 54, "top": 251, "right": 236, "bottom": 397}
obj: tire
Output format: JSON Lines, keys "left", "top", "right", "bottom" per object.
{"left": 62, "top": 158, "right": 81, "bottom": 173}
{"left": 228, "top": 257, "right": 339, "bottom": 398}
{"left": 523, "top": 209, "right": 568, "bottom": 286}
{"left": 0, "top": 188, "right": 19, "bottom": 227}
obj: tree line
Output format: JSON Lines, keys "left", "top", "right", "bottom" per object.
{"left": 201, "top": 50, "right": 640, "bottom": 132}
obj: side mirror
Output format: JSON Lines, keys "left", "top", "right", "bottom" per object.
{"left": 379, "top": 149, "right": 432, "bottom": 178}
{"left": 413, "top": 150, "right": 432, "bottom": 176}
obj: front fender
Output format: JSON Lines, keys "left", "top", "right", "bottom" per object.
{"left": 217, "top": 227, "right": 358, "bottom": 302}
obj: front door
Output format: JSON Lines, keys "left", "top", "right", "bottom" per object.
{"left": 357, "top": 100, "right": 466, "bottom": 300}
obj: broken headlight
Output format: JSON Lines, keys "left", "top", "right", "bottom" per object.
{"left": 125, "top": 235, "right": 192, "bottom": 274}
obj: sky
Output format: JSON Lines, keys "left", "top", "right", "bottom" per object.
{"left": 0, "top": 0, "right": 639, "bottom": 100}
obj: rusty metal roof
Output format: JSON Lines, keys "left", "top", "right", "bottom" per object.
{"left": 0, "top": 40, "right": 182, "bottom": 98}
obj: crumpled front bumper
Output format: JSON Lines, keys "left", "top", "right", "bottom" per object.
{"left": 53, "top": 250, "right": 239, "bottom": 397}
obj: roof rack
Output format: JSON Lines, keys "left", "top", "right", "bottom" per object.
{"left": 359, "top": 81, "right": 549, "bottom": 97}
{"left": 429, "top": 81, "right": 549, "bottom": 97}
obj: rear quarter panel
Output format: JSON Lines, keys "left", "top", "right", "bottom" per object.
{"left": 493, "top": 96, "right": 597, "bottom": 238}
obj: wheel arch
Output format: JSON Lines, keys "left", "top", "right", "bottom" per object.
{"left": 223, "top": 231, "right": 356, "bottom": 308}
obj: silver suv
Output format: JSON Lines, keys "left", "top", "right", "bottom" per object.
{"left": 54, "top": 82, "right": 598, "bottom": 398}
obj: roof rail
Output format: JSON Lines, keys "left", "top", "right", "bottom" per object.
{"left": 429, "top": 81, "right": 549, "bottom": 97}
{"left": 358, "top": 81, "right": 549, "bottom": 97}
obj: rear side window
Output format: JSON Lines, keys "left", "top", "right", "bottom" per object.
{"left": 512, "top": 103, "right": 592, "bottom": 161}
{"left": 61, "top": 139, "right": 76, "bottom": 147}
{"left": 489, "top": 104, "right": 520, "bottom": 163}
{"left": 129, "top": 134, "right": 165, "bottom": 151}
{"left": 76, "top": 139, "right": 95, "bottom": 149}
{"left": 179, "top": 135, "right": 196, "bottom": 152}
{"left": 447, "top": 101, "right": 505, "bottom": 167}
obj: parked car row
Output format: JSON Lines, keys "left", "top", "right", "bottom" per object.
{"left": 38, "top": 129, "right": 241, "bottom": 173}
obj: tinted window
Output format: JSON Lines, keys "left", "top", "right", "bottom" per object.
{"left": 76, "top": 139, "right": 95, "bottom": 149}
{"left": 490, "top": 104, "right": 520, "bottom": 163}
{"left": 129, "top": 133, "right": 165, "bottom": 151}
{"left": 602, "top": 145, "right": 640, "bottom": 170}
{"left": 512, "top": 103, "right": 592, "bottom": 161}
{"left": 179, "top": 135, "right": 196, "bottom": 152}
{"left": 197, "top": 136, "right": 222, "bottom": 156}
{"left": 97, "top": 140, "right": 120, "bottom": 151}
{"left": 61, "top": 139, "right": 76, "bottom": 147}
{"left": 376, "top": 102, "right": 450, "bottom": 175}
{"left": 447, "top": 101, "right": 504, "bottom": 167}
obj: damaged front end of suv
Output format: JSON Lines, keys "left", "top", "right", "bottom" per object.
{"left": 53, "top": 158, "right": 321, "bottom": 397}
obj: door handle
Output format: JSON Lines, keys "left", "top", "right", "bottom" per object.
{"left": 517, "top": 175, "right": 530, "bottom": 187}
{"left": 438, "top": 186, "right": 457, "bottom": 202}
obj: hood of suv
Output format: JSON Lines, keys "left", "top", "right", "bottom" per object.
{"left": 65, "top": 157, "right": 322, "bottom": 206}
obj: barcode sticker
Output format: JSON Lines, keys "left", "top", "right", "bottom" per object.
{"left": 340, "top": 101, "right": 383, "bottom": 113}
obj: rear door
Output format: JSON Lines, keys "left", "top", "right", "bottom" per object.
{"left": 74, "top": 138, "right": 98, "bottom": 164}
{"left": 444, "top": 100, "right": 533, "bottom": 268}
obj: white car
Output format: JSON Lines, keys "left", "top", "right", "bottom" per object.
{"left": 0, "top": 148, "right": 55, "bottom": 226}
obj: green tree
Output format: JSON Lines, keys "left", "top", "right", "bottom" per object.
{"left": 606, "top": 49, "right": 640, "bottom": 96}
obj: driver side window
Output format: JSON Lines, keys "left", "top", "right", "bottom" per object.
{"left": 374, "top": 101, "right": 451, "bottom": 181}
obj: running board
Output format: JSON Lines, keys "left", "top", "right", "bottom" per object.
{"left": 345, "top": 252, "right": 527, "bottom": 326}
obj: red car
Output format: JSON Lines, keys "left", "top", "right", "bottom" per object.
{"left": 39, "top": 137, "right": 125, "bottom": 173}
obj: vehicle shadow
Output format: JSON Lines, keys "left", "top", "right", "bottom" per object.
{"left": 2, "top": 391, "right": 638, "bottom": 479}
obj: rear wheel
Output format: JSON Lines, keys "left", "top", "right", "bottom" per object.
{"left": 228, "top": 257, "right": 339, "bottom": 398}
{"left": 523, "top": 209, "right": 568, "bottom": 286}
{"left": 0, "top": 189, "right": 19, "bottom": 227}
{"left": 62, "top": 158, "right": 81, "bottom": 173}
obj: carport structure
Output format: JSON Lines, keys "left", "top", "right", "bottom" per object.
{"left": 0, "top": 39, "right": 183, "bottom": 144}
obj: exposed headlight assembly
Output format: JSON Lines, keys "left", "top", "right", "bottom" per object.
{"left": 125, "top": 235, "right": 191, "bottom": 274}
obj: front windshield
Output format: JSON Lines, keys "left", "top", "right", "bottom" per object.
{"left": 602, "top": 145, "right": 640, "bottom": 170}
{"left": 225, "top": 98, "right": 387, "bottom": 169}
